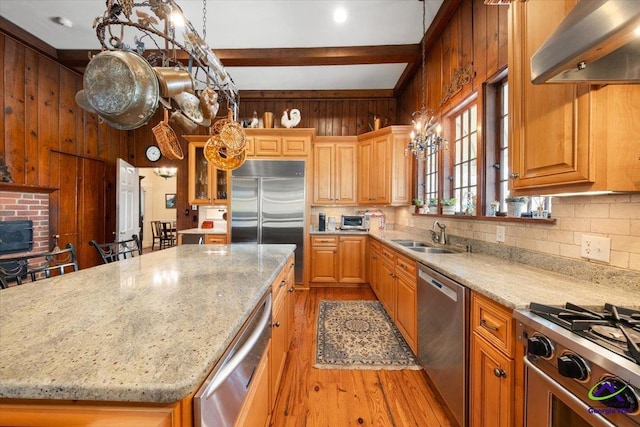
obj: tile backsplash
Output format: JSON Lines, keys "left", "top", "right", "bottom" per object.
{"left": 395, "top": 193, "right": 640, "bottom": 273}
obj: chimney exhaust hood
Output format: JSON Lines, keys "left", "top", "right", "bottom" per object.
{"left": 530, "top": 0, "right": 640, "bottom": 84}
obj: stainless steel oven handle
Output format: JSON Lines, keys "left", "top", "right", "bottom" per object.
{"left": 523, "top": 357, "right": 617, "bottom": 427}
{"left": 204, "top": 293, "right": 272, "bottom": 399}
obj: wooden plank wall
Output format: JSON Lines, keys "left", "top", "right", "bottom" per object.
{"left": 0, "top": 33, "right": 128, "bottom": 266}
{"left": 397, "top": 0, "right": 509, "bottom": 123}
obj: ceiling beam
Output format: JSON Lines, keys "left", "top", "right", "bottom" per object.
{"left": 55, "top": 44, "right": 421, "bottom": 69}
{"left": 239, "top": 89, "right": 395, "bottom": 100}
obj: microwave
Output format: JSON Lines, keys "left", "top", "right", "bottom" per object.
{"left": 340, "top": 215, "right": 369, "bottom": 230}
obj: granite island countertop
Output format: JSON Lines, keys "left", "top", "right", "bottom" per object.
{"left": 366, "top": 230, "right": 639, "bottom": 310}
{"left": 0, "top": 244, "right": 295, "bottom": 403}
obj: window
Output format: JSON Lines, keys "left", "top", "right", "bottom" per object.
{"left": 452, "top": 104, "right": 478, "bottom": 214}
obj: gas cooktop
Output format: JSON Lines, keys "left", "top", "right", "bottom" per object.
{"left": 528, "top": 302, "right": 640, "bottom": 365}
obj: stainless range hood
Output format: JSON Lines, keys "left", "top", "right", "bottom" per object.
{"left": 531, "top": 0, "right": 640, "bottom": 84}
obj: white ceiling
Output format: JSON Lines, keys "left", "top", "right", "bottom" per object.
{"left": 0, "top": 0, "right": 445, "bottom": 91}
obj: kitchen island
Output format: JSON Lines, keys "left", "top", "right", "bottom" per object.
{"left": 0, "top": 244, "right": 295, "bottom": 424}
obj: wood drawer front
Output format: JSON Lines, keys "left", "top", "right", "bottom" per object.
{"left": 282, "top": 137, "right": 310, "bottom": 157}
{"left": 471, "top": 293, "right": 514, "bottom": 357}
{"left": 380, "top": 246, "right": 397, "bottom": 264}
{"left": 395, "top": 253, "right": 416, "bottom": 279}
{"left": 312, "top": 236, "right": 338, "bottom": 247}
{"left": 272, "top": 258, "right": 293, "bottom": 302}
{"left": 370, "top": 239, "right": 382, "bottom": 252}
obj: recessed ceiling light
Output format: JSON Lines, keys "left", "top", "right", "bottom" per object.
{"left": 333, "top": 7, "right": 347, "bottom": 24}
{"left": 51, "top": 16, "right": 73, "bottom": 28}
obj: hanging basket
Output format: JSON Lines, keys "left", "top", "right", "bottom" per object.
{"left": 152, "top": 109, "right": 184, "bottom": 160}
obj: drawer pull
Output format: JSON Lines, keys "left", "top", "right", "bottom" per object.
{"left": 493, "top": 368, "right": 507, "bottom": 378}
{"left": 288, "top": 287, "right": 295, "bottom": 293}
{"left": 273, "top": 321, "right": 281, "bottom": 327}
{"left": 280, "top": 280, "right": 286, "bottom": 288}
{"left": 480, "top": 319, "right": 499, "bottom": 331}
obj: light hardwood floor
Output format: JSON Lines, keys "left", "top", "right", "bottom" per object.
{"left": 271, "top": 287, "right": 455, "bottom": 427}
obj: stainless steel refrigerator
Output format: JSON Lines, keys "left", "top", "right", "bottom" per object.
{"left": 231, "top": 160, "right": 305, "bottom": 283}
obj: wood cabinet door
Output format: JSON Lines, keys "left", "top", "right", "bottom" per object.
{"left": 285, "top": 260, "right": 295, "bottom": 345}
{"left": 371, "top": 136, "right": 390, "bottom": 204}
{"left": 378, "top": 260, "right": 396, "bottom": 319}
{"left": 310, "top": 246, "right": 338, "bottom": 283}
{"left": 334, "top": 143, "right": 357, "bottom": 205}
{"left": 470, "top": 333, "right": 514, "bottom": 427}
{"left": 395, "top": 272, "right": 417, "bottom": 353}
{"left": 358, "top": 141, "right": 373, "bottom": 204}
{"left": 390, "top": 133, "right": 412, "bottom": 205}
{"left": 255, "top": 136, "right": 282, "bottom": 156}
{"left": 270, "top": 294, "right": 287, "bottom": 409}
{"left": 369, "top": 245, "right": 380, "bottom": 297}
{"left": 509, "top": 0, "right": 593, "bottom": 190}
{"left": 282, "top": 136, "right": 310, "bottom": 157}
{"left": 312, "top": 143, "right": 335, "bottom": 204}
{"left": 188, "top": 141, "right": 212, "bottom": 205}
{"left": 234, "top": 347, "right": 270, "bottom": 427}
{"left": 337, "top": 236, "right": 366, "bottom": 283}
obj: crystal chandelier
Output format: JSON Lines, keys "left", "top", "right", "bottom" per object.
{"left": 154, "top": 167, "right": 178, "bottom": 179}
{"left": 405, "top": 1, "right": 448, "bottom": 160}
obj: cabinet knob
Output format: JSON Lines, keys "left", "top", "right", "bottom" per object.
{"left": 493, "top": 368, "right": 507, "bottom": 378}
{"left": 273, "top": 321, "right": 281, "bottom": 327}
{"left": 288, "top": 287, "right": 295, "bottom": 293}
{"left": 510, "top": 173, "right": 520, "bottom": 179}
{"left": 280, "top": 280, "right": 286, "bottom": 288}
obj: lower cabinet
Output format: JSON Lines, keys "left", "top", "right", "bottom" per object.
{"left": 469, "top": 292, "right": 520, "bottom": 427}
{"left": 204, "top": 234, "right": 227, "bottom": 244}
{"left": 310, "top": 235, "right": 366, "bottom": 286}
{"left": 368, "top": 238, "right": 418, "bottom": 354}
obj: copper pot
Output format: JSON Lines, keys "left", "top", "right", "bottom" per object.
{"left": 153, "top": 67, "right": 194, "bottom": 98}
{"left": 83, "top": 50, "right": 159, "bottom": 130}
{"left": 169, "top": 110, "right": 198, "bottom": 134}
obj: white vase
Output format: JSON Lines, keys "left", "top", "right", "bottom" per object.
{"left": 442, "top": 205, "right": 456, "bottom": 215}
{"left": 507, "top": 201, "right": 526, "bottom": 217}
{"left": 428, "top": 205, "right": 438, "bottom": 214}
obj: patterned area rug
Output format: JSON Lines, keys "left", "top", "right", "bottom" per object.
{"left": 315, "top": 300, "right": 421, "bottom": 370}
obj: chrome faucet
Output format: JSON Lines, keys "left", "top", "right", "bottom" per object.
{"left": 432, "top": 220, "right": 447, "bottom": 245}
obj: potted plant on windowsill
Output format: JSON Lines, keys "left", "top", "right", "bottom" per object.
{"left": 428, "top": 198, "right": 438, "bottom": 214}
{"left": 505, "top": 196, "right": 528, "bottom": 217}
{"left": 413, "top": 198, "right": 424, "bottom": 214}
{"left": 441, "top": 198, "right": 457, "bottom": 215}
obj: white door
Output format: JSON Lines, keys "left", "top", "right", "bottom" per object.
{"left": 116, "top": 158, "right": 140, "bottom": 242}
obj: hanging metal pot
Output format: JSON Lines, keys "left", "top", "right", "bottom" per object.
{"left": 83, "top": 50, "right": 159, "bottom": 130}
{"left": 153, "top": 67, "right": 194, "bottom": 98}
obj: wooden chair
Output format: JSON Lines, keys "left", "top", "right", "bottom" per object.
{"left": 89, "top": 235, "right": 142, "bottom": 264}
{"left": 0, "top": 243, "right": 78, "bottom": 288}
{"left": 159, "top": 221, "right": 177, "bottom": 249}
{"left": 150, "top": 221, "right": 162, "bottom": 251}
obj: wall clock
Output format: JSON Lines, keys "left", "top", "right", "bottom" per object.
{"left": 145, "top": 145, "right": 162, "bottom": 162}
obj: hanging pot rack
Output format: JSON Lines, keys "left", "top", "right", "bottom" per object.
{"left": 92, "top": 0, "right": 239, "bottom": 122}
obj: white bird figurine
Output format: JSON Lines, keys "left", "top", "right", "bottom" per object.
{"left": 249, "top": 111, "right": 259, "bottom": 128}
{"left": 281, "top": 108, "right": 301, "bottom": 128}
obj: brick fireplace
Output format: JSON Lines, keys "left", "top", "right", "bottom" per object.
{"left": 0, "top": 190, "right": 50, "bottom": 257}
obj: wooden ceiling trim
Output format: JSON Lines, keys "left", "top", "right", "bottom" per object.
{"left": 239, "top": 89, "right": 395, "bottom": 100}
{"left": 0, "top": 16, "right": 58, "bottom": 60}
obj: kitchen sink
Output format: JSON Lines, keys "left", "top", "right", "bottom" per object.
{"left": 408, "top": 247, "right": 458, "bottom": 254}
{"left": 391, "top": 239, "right": 431, "bottom": 248}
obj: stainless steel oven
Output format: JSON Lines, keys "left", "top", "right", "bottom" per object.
{"left": 515, "top": 303, "right": 640, "bottom": 427}
{"left": 194, "top": 291, "right": 272, "bottom": 427}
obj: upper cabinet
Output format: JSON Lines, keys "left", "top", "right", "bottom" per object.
{"left": 357, "top": 126, "right": 412, "bottom": 206}
{"left": 244, "top": 129, "right": 313, "bottom": 158}
{"left": 185, "top": 135, "right": 229, "bottom": 205}
{"left": 508, "top": 0, "right": 640, "bottom": 194}
{"left": 312, "top": 137, "right": 358, "bottom": 206}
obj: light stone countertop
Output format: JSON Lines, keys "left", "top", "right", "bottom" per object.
{"left": 368, "top": 230, "right": 640, "bottom": 310}
{"left": 178, "top": 227, "right": 227, "bottom": 234}
{"left": 0, "top": 244, "right": 295, "bottom": 403}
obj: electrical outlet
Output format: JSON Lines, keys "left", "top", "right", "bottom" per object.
{"left": 580, "top": 234, "right": 611, "bottom": 263}
{"left": 496, "top": 226, "right": 506, "bottom": 243}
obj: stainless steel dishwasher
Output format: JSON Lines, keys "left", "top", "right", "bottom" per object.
{"left": 417, "top": 263, "right": 469, "bottom": 427}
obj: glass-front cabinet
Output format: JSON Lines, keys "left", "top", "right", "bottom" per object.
{"left": 185, "top": 136, "right": 229, "bottom": 205}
